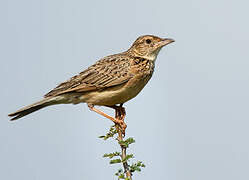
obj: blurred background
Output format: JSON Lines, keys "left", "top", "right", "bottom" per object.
{"left": 1, "top": 0, "right": 249, "bottom": 180}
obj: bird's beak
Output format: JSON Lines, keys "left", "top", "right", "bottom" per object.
{"left": 159, "top": 38, "right": 175, "bottom": 47}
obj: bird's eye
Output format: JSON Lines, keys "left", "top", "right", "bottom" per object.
{"left": 145, "top": 39, "right": 151, "bottom": 44}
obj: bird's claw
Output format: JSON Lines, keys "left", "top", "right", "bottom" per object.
{"left": 114, "top": 118, "right": 127, "bottom": 137}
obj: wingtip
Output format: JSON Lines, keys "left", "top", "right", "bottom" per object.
{"left": 8, "top": 111, "right": 22, "bottom": 121}
{"left": 8, "top": 113, "right": 14, "bottom": 117}
{"left": 8, "top": 114, "right": 17, "bottom": 121}
{"left": 9, "top": 117, "right": 18, "bottom": 121}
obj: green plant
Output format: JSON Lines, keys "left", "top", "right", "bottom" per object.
{"left": 99, "top": 124, "right": 145, "bottom": 180}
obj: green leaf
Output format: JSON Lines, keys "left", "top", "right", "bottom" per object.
{"left": 98, "top": 136, "right": 105, "bottom": 140}
{"left": 122, "top": 154, "right": 134, "bottom": 162}
{"left": 119, "top": 137, "right": 135, "bottom": 148}
{"left": 130, "top": 161, "right": 146, "bottom": 173}
{"left": 103, "top": 152, "right": 121, "bottom": 159}
{"left": 99, "top": 125, "right": 118, "bottom": 140}
{"left": 125, "top": 137, "right": 135, "bottom": 144}
{"left": 116, "top": 169, "right": 123, "bottom": 174}
{"left": 118, "top": 174, "right": 125, "bottom": 179}
{"left": 109, "top": 158, "right": 122, "bottom": 164}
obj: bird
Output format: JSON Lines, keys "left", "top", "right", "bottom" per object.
{"left": 8, "top": 35, "right": 174, "bottom": 131}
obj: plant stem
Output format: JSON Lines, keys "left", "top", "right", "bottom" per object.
{"left": 115, "top": 107, "right": 132, "bottom": 180}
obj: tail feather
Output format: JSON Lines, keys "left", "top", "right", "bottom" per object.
{"left": 8, "top": 97, "right": 57, "bottom": 121}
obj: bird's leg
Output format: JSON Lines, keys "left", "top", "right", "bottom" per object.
{"left": 115, "top": 104, "right": 126, "bottom": 122}
{"left": 107, "top": 104, "right": 127, "bottom": 136}
{"left": 118, "top": 104, "right": 126, "bottom": 136}
{"left": 88, "top": 103, "right": 116, "bottom": 122}
{"left": 88, "top": 104, "right": 127, "bottom": 135}
{"left": 108, "top": 104, "right": 126, "bottom": 118}
{"left": 120, "top": 104, "right": 126, "bottom": 120}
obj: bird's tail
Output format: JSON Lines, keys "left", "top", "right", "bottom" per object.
{"left": 8, "top": 97, "right": 59, "bottom": 121}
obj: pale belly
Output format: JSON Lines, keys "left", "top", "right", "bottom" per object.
{"left": 79, "top": 75, "right": 152, "bottom": 106}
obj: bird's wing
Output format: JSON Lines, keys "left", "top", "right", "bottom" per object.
{"left": 44, "top": 54, "right": 133, "bottom": 97}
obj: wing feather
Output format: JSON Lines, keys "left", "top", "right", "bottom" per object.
{"left": 44, "top": 55, "right": 133, "bottom": 97}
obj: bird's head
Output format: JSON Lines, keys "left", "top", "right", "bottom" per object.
{"left": 128, "top": 35, "right": 174, "bottom": 61}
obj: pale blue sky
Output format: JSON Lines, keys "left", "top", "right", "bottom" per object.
{"left": 1, "top": 0, "right": 249, "bottom": 180}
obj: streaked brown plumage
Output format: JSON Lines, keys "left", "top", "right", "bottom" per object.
{"left": 8, "top": 35, "right": 174, "bottom": 123}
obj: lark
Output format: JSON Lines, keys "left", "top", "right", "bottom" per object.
{"left": 8, "top": 35, "right": 174, "bottom": 131}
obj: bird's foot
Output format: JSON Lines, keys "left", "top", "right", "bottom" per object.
{"left": 114, "top": 118, "right": 127, "bottom": 137}
{"left": 112, "top": 104, "right": 126, "bottom": 136}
